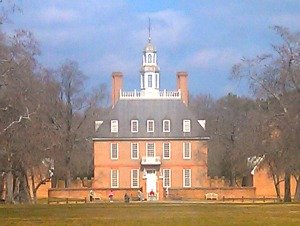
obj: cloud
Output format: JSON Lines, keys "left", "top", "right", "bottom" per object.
{"left": 39, "top": 6, "right": 78, "bottom": 23}
{"left": 270, "top": 13, "right": 300, "bottom": 29}
{"left": 186, "top": 48, "right": 240, "bottom": 70}
{"left": 136, "top": 9, "right": 192, "bottom": 48}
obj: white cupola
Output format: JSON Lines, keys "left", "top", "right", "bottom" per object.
{"left": 140, "top": 23, "right": 160, "bottom": 97}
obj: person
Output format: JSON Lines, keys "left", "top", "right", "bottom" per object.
{"left": 138, "top": 190, "right": 143, "bottom": 201}
{"left": 124, "top": 193, "right": 130, "bottom": 203}
{"left": 89, "top": 190, "right": 94, "bottom": 202}
{"left": 108, "top": 190, "right": 114, "bottom": 202}
{"left": 149, "top": 189, "right": 155, "bottom": 196}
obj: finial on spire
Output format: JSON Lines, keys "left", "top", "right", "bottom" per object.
{"left": 148, "top": 17, "right": 151, "bottom": 43}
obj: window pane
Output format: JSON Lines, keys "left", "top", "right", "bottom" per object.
{"left": 183, "top": 120, "right": 190, "bottom": 132}
{"left": 163, "top": 169, "right": 171, "bottom": 188}
{"left": 111, "top": 143, "right": 118, "bottom": 159}
{"left": 111, "top": 170, "right": 118, "bottom": 188}
{"left": 131, "top": 169, "right": 139, "bottom": 188}
{"left": 147, "top": 143, "right": 155, "bottom": 157}
{"left": 163, "top": 143, "right": 170, "bottom": 159}
{"left": 148, "top": 74, "right": 152, "bottom": 87}
{"left": 131, "top": 143, "right": 138, "bottom": 159}
{"left": 131, "top": 120, "right": 138, "bottom": 133}
{"left": 111, "top": 120, "right": 118, "bottom": 133}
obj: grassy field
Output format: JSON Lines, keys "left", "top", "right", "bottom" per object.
{"left": 1, "top": 202, "right": 300, "bottom": 226}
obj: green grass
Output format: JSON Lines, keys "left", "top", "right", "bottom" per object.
{"left": 0, "top": 202, "right": 299, "bottom": 226}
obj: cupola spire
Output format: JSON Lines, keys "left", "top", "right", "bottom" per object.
{"left": 148, "top": 17, "right": 151, "bottom": 43}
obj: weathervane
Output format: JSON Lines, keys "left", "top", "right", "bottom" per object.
{"left": 148, "top": 17, "right": 151, "bottom": 43}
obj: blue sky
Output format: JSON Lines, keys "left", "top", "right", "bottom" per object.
{"left": 4, "top": 0, "right": 300, "bottom": 98}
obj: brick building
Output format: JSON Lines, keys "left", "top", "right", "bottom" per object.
{"left": 92, "top": 35, "right": 209, "bottom": 200}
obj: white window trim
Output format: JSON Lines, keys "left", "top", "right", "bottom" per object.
{"left": 131, "top": 143, "right": 139, "bottom": 159}
{"left": 131, "top": 120, "right": 139, "bottom": 133}
{"left": 131, "top": 169, "right": 139, "bottom": 188}
{"left": 163, "top": 143, "right": 171, "bottom": 159}
{"left": 183, "top": 119, "right": 191, "bottom": 133}
{"left": 111, "top": 169, "right": 119, "bottom": 188}
{"left": 111, "top": 143, "right": 118, "bottom": 160}
{"left": 183, "top": 142, "right": 191, "bottom": 159}
{"left": 163, "top": 169, "right": 171, "bottom": 188}
{"left": 163, "top": 120, "right": 171, "bottom": 133}
{"left": 183, "top": 169, "right": 191, "bottom": 188}
{"left": 111, "top": 120, "right": 118, "bottom": 133}
{"left": 147, "top": 120, "right": 155, "bottom": 133}
{"left": 146, "top": 143, "right": 155, "bottom": 157}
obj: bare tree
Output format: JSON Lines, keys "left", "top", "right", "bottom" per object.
{"left": 232, "top": 26, "right": 300, "bottom": 202}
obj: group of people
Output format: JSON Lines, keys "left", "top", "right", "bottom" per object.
{"left": 89, "top": 189, "right": 156, "bottom": 203}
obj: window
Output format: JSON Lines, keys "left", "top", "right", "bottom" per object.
{"left": 111, "top": 120, "right": 118, "bottom": 133}
{"left": 148, "top": 74, "right": 152, "bottom": 88}
{"left": 111, "top": 169, "right": 119, "bottom": 188}
{"left": 163, "top": 143, "right": 171, "bottom": 159}
{"left": 163, "top": 120, "right": 170, "bottom": 132}
{"left": 155, "top": 73, "right": 159, "bottom": 88}
{"left": 111, "top": 143, "right": 118, "bottom": 160}
{"left": 183, "top": 120, "right": 191, "bottom": 132}
{"left": 163, "top": 169, "right": 171, "bottom": 188}
{"left": 148, "top": 54, "right": 152, "bottom": 63}
{"left": 183, "top": 142, "right": 191, "bottom": 159}
{"left": 131, "top": 143, "right": 139, "bottom": 159}
{"left": 147, "top": 120, "right": 154, "bottom": 132}
{"left": 131, "top": 169, "right": 139, "bottom": 188}
{"left": 146, "top": 143, "right": 155, "bottom": 157}
{"left": 183, "top": 169, "right": 191, "bottom": 187}
{"left": 131, "top": 120, "right": 138, "bottom": 133}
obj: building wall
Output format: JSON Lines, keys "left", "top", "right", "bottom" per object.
{"left": 93, "top": 139, "right": 208, "bottom": 199}
{"left": 253, "top": 167, "right": 297, "bottom": 198}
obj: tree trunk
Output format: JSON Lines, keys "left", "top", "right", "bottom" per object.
{"left": 31, "top": 173, "right": 37, "bottom": 204}
{"left": 5, "top": 171, "right": 14, "bottom": 204}
{"left": 284, "top": 170, "right": 292, "bottom": 202}
{"left": 19, "top": 173, "right": 31, "bottom": 203}
{"left": 0, "top": 173, "right": 4, "bottom": 200}
{"left": 294, "top": 177, "right": 300, "bottom": 202}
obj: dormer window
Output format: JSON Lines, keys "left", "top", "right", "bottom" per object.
{"left": 131, "top": 120, "right": 138, "bottom": 133}
{"left": 163, "top": 120, "right": 170, "bottom": 132}
{"left": 147, "top": 120, "right": 154, "bottom": 132}
{"left": 183, "top": 119, "right": 191, "bottom": 133}
{"left": 111, "top": 120, "right": 118, "bottom": 133}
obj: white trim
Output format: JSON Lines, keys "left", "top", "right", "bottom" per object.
{"left": 111, "top": 143, "right": 118, "bottom": 160}
{"left": 111, "top": 120, "right": 118, "bottom": 133}
{"left": 147, "top": 120, "right": 155, "bottom": 133}
{"left": 131, "top": 120, "right": 139, "bottom": 133}
{"left": 183, "top": 169, "right": 191, "bottom": 188}
{"left": 131, "top": 169, "right": 139, "bottom": 188}
{"left": 163, "top": 169, "right": 171, "bottom": 188}
{"left": 163, "top": 120, "right": 171, "bottom": 132}
{"left": 111, "top": 169, "right": 119, "bottom": 188}
{"left": 146, "top": 143, "right": 155, "bottom": 157}
{"left": 131, "top": 143, "right": 139, "bottom": 159}
{"left": 183, "top": 142, "right": 191, "bottom": 159}
{"left": 183, "top": 119, "right": 191, "bottom": 133}
{"left": 163, "top": 142, "right": 171, "bottom": 159}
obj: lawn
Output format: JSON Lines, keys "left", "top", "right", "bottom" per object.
{"left": 1, "top": 202, "right": 299, "bottom": 226}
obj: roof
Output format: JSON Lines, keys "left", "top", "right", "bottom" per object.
{"left": 94, "top": 99, "right": 208, "bottom": 140}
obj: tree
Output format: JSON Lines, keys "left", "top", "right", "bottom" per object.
{"left": 232, "top": 26, "right": 300, "bottom": 202}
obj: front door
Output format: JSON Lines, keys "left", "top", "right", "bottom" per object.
{"left": 146, "top": 170, "right": 156, "bottom": 195}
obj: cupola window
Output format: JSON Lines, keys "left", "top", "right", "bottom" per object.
{"left": 148, "top": 54, "right": 152, "bottom": 63}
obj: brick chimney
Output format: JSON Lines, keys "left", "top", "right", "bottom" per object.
{"left": 111, "top": 72, "right": 123, "bottom": 106}
{"left": 176, "top": 71, "right": 189, "bottom": 106}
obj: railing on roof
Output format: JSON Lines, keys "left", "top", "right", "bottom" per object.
{"left": 120, "top": 89, "right": 181, "bottom": 100}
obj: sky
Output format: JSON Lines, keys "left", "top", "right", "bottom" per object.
{"left": 3, "top": 0, "right": 300, "bottom": 98}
